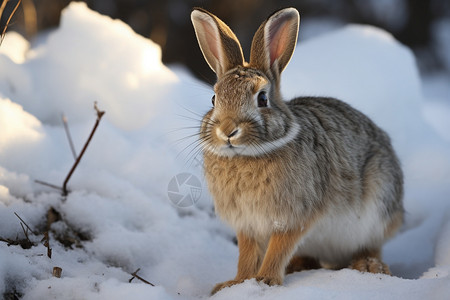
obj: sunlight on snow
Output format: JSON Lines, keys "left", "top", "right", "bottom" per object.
{"left": 0, "top": 98, "right": 43, "bottom": 146}
{"left": 0, "top": 32, "right": 29, "bottom": 64}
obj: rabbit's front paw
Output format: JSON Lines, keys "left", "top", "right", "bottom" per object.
{"left": 211, "top": 279, "right": 244, "bottom": 295}
{"left": 255, "top": 275, "right": 282, "bottom": 286}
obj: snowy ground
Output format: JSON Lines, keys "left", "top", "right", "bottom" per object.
{"left": 1, "top": 3, "right": 449, "bottom": 299}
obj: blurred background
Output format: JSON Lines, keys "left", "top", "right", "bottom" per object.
{"left": 1, "top": 0, "right": 450, "bottom": 86}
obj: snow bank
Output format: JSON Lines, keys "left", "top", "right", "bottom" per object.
{"left": 284, "top": 25, "right": 422, "bottom": 147}
{"left": 2, "top": 2, "right": 178, "bottom": 131}
{"left": 0, "top": 2, "right": 449, "bottom": 299}
{"left": 0, "top": 32, "right": 29, "bottom": 63}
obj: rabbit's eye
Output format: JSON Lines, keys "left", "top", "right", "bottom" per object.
{"left": 257, "top": 91, "right": 268, "bottom": 107}
{"left": 211, "top": 95, "right": 216, "bottom": 107}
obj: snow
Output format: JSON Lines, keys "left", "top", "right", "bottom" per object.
{"left": 1, "top": 2, "right": 450, "bottom": 299}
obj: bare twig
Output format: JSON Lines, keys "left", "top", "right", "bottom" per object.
{"left": 0, "top": 0, "right": 8, "bottom": 18}
{"left": 0, "top": 236, "right": 18, "bottom": 246}
{"left": 14, "top": 212, "right": 37, "bottom": 235}
{"left": 2, "top": 213, "right": 55, "bottom": 253}
{"left": 42, "top": 231, "right": 52, "bottom": 258}
{"left": 34, "top": 103, "right": 105, "bottom": 196}
{"left": 94, "top": 102, "right": 105, "bottom": 119}
{"left": 62, "top": 114, "right": 77, "bottom": 160}
{"left": 34, "top": 179, "right": 64, "bottom": 192}
{"left": 0, "top": 232, "right": 33, "bottom": 249}
{"left": 62, "top": 103, "right": 105, "bottom": 196}
{"left": 20, "top": 222, "right": 30, "bottom": 242}
{"left": 129, "top": 268, "right": 155, "bottom": 286}
{"left": 0, "top": 0, "right": 22, "bottom": 46}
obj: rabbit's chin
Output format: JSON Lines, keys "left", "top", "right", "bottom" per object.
{"left": 206, "top": 144, "right": 274, "bottom": 158}
{"left": 207, "top": 145, "right": 249, "bottom": 158}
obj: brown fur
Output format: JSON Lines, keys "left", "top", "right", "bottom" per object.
{"left": 349, "top": 249, "right": 391, "bottom": 275}
{"left": 235, "top": 232, "right": 264, "bottom": 280}
{"left": 256, "top": 227, "right": 308, "bottom": 285}
{"left": 286, "top": 256, "right": 321, "bottom": 274}
{"left": 213, "top": 227, "right": 311, "bottom": 294}
{"left": 385, "top": 210, "right": 404, "bottom": 239}
{"left": 211, "top": 232, "right": 263, "bottom": 294}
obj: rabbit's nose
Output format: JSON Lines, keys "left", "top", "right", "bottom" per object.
{"left": 216, "top": 118, "right": 240, "bottom": 142}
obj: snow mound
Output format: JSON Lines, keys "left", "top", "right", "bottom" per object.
{"left": 0, "top": 97, "right": 43, "bottom": 145}
{"left": 0, "top": 2, "right": 449, "bottom": 299}
{"left": 2, "top": 2, "right": 178, "bottom": 130}
{"left": 0, "top": 32, "right": 29, "bottom": 63}
{"left": 285, "top": 25, "right": 421, "bottom": 143}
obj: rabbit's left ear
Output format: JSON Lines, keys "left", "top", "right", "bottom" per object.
{"left": 250, "top": 8, "right": 299, "bottom": 80}
{"left": 191, "top": 8, "right": 244, "bottom": 77}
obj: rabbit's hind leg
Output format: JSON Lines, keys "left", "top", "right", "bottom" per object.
{"left": 285, "top": 255, "right": 321, "bottom": 274}
{"left": 349, "top": 249, "right": 391, "bottom": 275}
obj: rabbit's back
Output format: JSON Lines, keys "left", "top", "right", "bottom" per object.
{"left": 288, "top": 96, "right": 403, "bottom": 212}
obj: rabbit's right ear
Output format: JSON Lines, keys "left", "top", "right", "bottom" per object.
{"left": 191, "top": 8, "right": 244, "bottom": 77}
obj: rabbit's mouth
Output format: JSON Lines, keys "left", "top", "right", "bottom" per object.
{"left": 226, "top": 139, "right": 235, "bottom": 148}
{"left": 215, "top": 143, "right": 246, "bottom": 157}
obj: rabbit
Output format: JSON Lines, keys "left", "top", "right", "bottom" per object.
{"left": 191, "top": 7, "right": 404, "bottom": 295}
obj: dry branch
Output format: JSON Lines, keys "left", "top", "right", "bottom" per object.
{"left": 62, "top": 103, "right": 105, "bottom": 196}
{"left": 34, "top": 179, "right": 63, "bottom": 192}
{"left": 35, "top": 103, "right": 105, "bottom": 197}
{"left": 62, "top": 113, "right": 77, "bottom": 160}
{"left": 0, "top": 213, "right": 38, "bottom": 249}
{"left": 42, "top": 231, "right": 52, "bottom": 258}
{"left": 0, "top": 213, "right": 55, "bottom": 256}
{"left": 0, "top": 0, "right": 22, "bottom": 46}
{"left": 0, "top": 236, "right": 18, "bottom": 246}
{"left": 14, "top": 212, "right": 37, "bottom": 235}
{"left": 14, "top": 212, "right": 36, "bottom": 249}
{"left": 129, "top": 268, "right": 155, "bottom": 286}
{"left": 19, "top": 222, "right": 30, "bottom": 242}
{"left": 0, "top": 0, "right": 7, "bottom": 17}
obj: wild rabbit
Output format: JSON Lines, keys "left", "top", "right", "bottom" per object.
{"left": 191, "top": 7, "right": 404, "bottom": 294}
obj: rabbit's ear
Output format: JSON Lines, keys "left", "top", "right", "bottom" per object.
{"left": 250, "top": 8, "right": 299, "bottom": 80}
{"left": 191, "top": 8, "right": 244, "bottom": 77}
